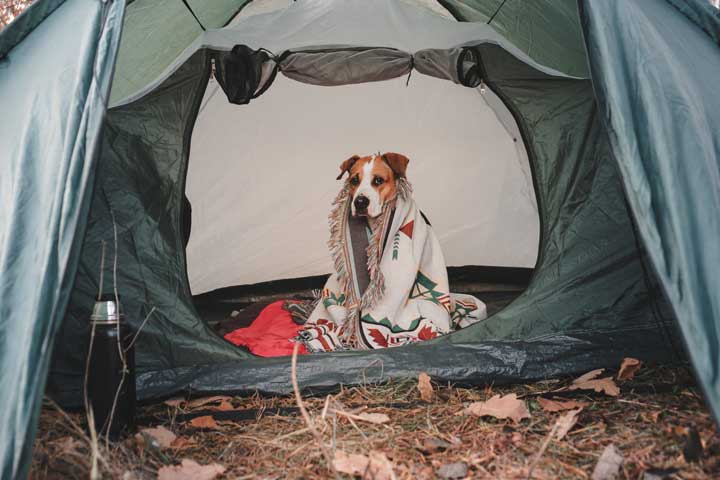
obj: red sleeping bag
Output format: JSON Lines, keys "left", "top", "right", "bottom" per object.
{"left": 223, "top": 301, "right": 308, "bottom": 357}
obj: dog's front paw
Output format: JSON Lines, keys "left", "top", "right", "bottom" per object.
{"left": 327, "top": 305, "right": 348, "bottom": 325}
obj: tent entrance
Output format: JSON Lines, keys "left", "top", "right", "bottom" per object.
{"left": 183, "top": 71, "right": 540, "bottom": 343}
{"left": 53, "top": 39, "right": 681, "bottom": 406}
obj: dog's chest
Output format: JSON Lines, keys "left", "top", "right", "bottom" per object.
{"left": 347, "top": 215, "right": 371, "bottom": 296}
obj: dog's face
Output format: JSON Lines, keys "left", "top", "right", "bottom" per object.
{"left": 337, "top": 153, "right": 409, "bottom": 218}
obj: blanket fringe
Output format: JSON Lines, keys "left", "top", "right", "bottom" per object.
{"left": 327, "top": 184, "right": 353, "bottom": 303}
{"left": 282, "top": 290, "right": 322, "bottom": 325}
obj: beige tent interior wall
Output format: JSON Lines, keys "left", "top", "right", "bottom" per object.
{"left": 186, "top": 71, "right": 539, "bottom": 295}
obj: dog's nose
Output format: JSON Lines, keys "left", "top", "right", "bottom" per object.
{"left": 354, "top": 195, "right": 370, "bottom": 211}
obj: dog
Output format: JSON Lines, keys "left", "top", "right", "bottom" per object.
{"left": 336, "top": 152, "right": 409, "bottom": 218}
{"left": 293, "top": 152, "right": 487, "bottom": 351}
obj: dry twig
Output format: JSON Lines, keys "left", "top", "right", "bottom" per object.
{"left": 526, "top": 419, "right": 560, "bottom": 479}
{"left": 290, "top": 343, "right": 339, "bottom": 478}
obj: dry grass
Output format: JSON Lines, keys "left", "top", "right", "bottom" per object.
{"left": 31, "top": 365, "right": 720, "bottom": 479}
{"left": 0, "top": 0, "right": 35, "bottom": 30}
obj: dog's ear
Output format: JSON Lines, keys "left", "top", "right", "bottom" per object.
{"left": 381, "top": 152, "right": 410, "bottom": 178}
{"left": 337, "top": 155, "right": 361, "bottom": 180}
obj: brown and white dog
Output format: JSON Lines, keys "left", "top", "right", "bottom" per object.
{"left": 336, "top": 152, "right": 409, "bottom": 218}
{"left": 292, "top": 151, "right": 487, "bottom": 351}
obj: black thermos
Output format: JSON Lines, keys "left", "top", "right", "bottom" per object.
{"left": 86, "top": 294, "right": 136, "bottom": 439}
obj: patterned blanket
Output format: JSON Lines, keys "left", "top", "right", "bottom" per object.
{"left": 294, "top": 179, "right": 487, "bottom": 351}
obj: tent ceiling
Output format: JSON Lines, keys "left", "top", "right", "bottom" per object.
{"left": 201, "top": 0, "right": 539, "bottom": 54}
{"left": 109, "top": 0, "right": 586, "bottom": 106}
{"left": 114, "top": 0, "right": 574, "bottom": 108}
{"left": 438, "top": 0, "right": 589, "bottom": 78}
{"left": 110, "top": 0, "right": 250, "bottom": 104}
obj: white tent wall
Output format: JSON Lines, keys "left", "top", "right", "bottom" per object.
{"left": 186, "top": 72, "right": 539, "bottom": 294}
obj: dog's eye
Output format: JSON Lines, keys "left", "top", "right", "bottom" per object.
{"left": 350, "top": 175, "right": 360, "bottom": 186}
{"left": 373, "top": 176, "right": 384, "bottom": 186}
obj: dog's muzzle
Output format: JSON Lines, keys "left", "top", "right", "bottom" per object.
{"left": 353, "top": 195, "right": 370, "bottom": 215}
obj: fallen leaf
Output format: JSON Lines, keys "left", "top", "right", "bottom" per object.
{"left": 157, "top": 459, "right": 225, "bottom": 480}
{"left": 331, "top": 408, "right": 391, "bottom": 424}
{"left": 537, "top": 397, "right": 587, "bottom": 412}
{"left": 412, "top": 466, "right": 436, "bottom": 480}
{"left": 573, "top": 377, "right": 620, "bottom": 396}
{"left": 437, "top": 462, "right": 468, "bottom": 480}
{"left": 570, "top": 369, "right": 620, "bottom": 397}
{"left": 356, "top": 412, "right": 390, "bottom": 424}
{"left": 333, "top": 450, "right": 369, "bottom": 476}
{"left": 418, "top": 373, "right": 435, "bottom": 402}
{"left": 171, "top": 436, "right": 197, "bottom": 450}
{"left": 367, "top": 451, "right": 396, "bottom": 480}
{"left": 618, "top": 358, "right": 642, "bottom": 381}
{"left": 670, "top": 425, "right": 689, "bottom": 437}
{"left": 135, "top": 426, "right": 176, "bottom": 449}
{"left": 641, "top": 411, "right": 662, "bottom": 423}
{"left": 555, "top": 408, "right": 582, "bottom": 440}
{"left": 187, "top": 396, "right": 233, "bottom": 409}
{"left": 333, "top": 450, "right": 395, "bottom": 480}
{"left": 592, "top": 444, "right": 624, "bottom": 480}
{"left": 189, "top": 415, "right": 220, "bottom": 429}
{"left": 436, "top": 461, "right": 468, "bottom": 479}
{"left": 463, "top": 393, "right": 531, "bottom": 423}
{"left": 575, "top": 369, "right": 605, "bottom": 383}
{"left": 214, "top": 400, "right": 234, "bottom": 411}
{"left": 419, "top": 437, "right": 452, "bottom": 454}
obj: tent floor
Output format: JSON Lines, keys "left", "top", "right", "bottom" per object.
{"left": 196, "top": 285, "right": 525, "bottom": 338}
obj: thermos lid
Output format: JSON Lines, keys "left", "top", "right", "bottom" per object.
{"left": 91, "top": 294, "right": 124, "bottom": 323}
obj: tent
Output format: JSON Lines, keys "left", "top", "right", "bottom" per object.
{"left": 2, "top": 0, "right": 719, "bottom": 477}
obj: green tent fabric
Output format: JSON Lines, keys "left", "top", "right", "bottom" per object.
{"left": 579, "top": 0, "right": 720, "bottom": 423}
{"left": 438, "top": 0, "right": 589, "bottom": 78}
{"left": 1, "top": 0, "right": 718, "bottom": 478}
{"left": 50, "top": 50, "right": 246, "bottom": 395}
{"left": 109, "top": 0, "right": 250, "bottom": 104}
{"left": 0, "top": 0, "right": 125, "bottom": 478}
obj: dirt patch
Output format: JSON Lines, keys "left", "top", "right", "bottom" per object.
{"left": 31, "top": 364, "right": 720, "bottom": 479}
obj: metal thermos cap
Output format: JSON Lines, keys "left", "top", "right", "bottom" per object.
{"left": 91, "top": 296, "right": 124, "bottom": 323}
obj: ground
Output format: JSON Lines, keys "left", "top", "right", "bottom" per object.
{"left": 31, "top": 363, "right": 720, "bottom": 479}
